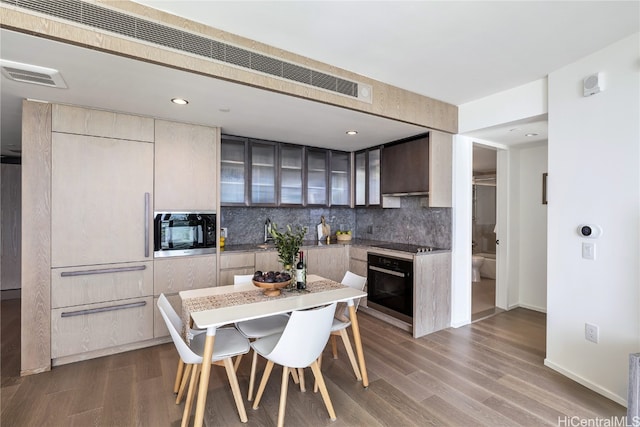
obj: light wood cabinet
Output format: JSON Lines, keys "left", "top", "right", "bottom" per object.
{"left": 255, "top": 250, "right": 281, "bottom": 273}
{"left": 305, "top": 246, "right": 348, "bottom": 283}
{"left": 154, "top": 255, "right": 217, "bottom": 295}
{"left": 154, "top": 120, "right": 218, "bottom": 211}
{"left": 219, "top": 252, "right": 255, "bottom": 286}
{"left": 51, "top": 261, "right": 154, "bottom": 309}
{"left": 348, "top": 245, "right": 368, "bottom": 307}
{"left": 51, "top": 133, "right": 154, "bottom": 267}
{"left": 413, "top": 252, "right": 451, "bottom": 338}
{"left": 51, "top": 296, "right": 154, "bottom": 359}
{"left": 428, "top": 130, "right": 453, "bottom": 208}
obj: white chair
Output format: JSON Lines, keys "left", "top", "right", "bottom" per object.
{"left": 157, "top": 294, "right": 250, "bottom": 427}
{"left": 327, "top": 271, "right": 367, "bottom": 382}
{"left": 233, "top": 274, "right": 291, "bottom": 400}
{"left": 251, "top": 303, "right": 338, "bottom": 427}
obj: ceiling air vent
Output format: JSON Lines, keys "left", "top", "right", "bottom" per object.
{"left": 1, "top": 0, "right": 371, "bottom": 102}
{"left": 0, "top": 60, "right": 68, "bottom": 88}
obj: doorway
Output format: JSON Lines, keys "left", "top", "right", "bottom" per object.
{"left": 471, "top": 144, "right": 500, "bottom": 321}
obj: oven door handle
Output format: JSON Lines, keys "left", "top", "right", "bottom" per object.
{"left": 369, "top": 265, "right": 408, "bottom": 278}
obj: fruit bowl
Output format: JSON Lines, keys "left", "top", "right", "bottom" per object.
{"left": 252, "top": 271, "right": 293, "bottom": 296}
{"left": 336, "top": 233, "right": 352, "bottom": 241}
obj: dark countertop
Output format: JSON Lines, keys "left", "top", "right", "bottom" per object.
{"left": 220, "top": 238, "right": 450, "bottom": 256}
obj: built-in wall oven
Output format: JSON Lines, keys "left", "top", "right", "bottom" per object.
{"left": 154, "top": 212, "right": 216, "bottom": 257}
{"left": 367, "top": 253, "right": 413, "bottom": 323}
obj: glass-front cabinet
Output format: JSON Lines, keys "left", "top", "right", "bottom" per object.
{"left": 355, "top": 147, "right": 380, "bottom": 206}
{"left": 221, "top": 135, "right": 353, "bottom": 207}
{"left": 330, "top": 150, "right": 350, "bottom": 206}
{"left": 279, "top": 144, "right": 304, "bottom": 205}
{"left": 220, "top": 136, "right": 247, "bottom": 205}
{"left": 306, "top": 148, "right": 328, "bottom": 206}
{"left": 250, "top": 140, "right": 277, "bottom": 205}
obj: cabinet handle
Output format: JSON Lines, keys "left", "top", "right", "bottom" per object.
{"left": 60, "top": 265, "right": 147, "bottom": 277}
{"left": 61, "top": 301, "right": 147, "bottom": 318}
{"left": 144, "top": 192, "right": 150, "bottom": 258}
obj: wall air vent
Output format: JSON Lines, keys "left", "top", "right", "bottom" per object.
{"left": 0, "top": 59, "right": 68, "bottom": 88}
{"left": 1, "top": 0, "right": 373, "bottom": 103}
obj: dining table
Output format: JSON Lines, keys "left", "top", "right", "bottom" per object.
{"left": 179, "top": 274, "right": 369, "bottom": 427}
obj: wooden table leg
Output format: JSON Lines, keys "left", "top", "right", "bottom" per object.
{"left": 194, "top": 329, "right": 216, "bottom": 427}
{"left": 348, "top": 303, "right": 369, "bottom": 388}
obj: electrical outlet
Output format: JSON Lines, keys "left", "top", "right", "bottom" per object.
{"left": 585, "top": 323, "right": 599, "bottom": 343}
{"left": 582, "top": 242, "right": 596, "bottom": 260}
{"left": 367, "top": 225, "right": 373, "bottom": 234}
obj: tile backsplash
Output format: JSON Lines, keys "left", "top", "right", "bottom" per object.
{"left": 221, "top": 197, "right": 451, "bottom": 249}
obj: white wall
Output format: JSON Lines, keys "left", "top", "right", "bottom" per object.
{"left": 546, "top": 33, "right": 640, "bottom": 405}
{"left": 515, "top": 143, "right": 548, "bottom": 312}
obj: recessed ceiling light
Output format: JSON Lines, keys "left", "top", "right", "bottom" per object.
{"left": 171, "top": 98, "right": 188, "bottom": 105}
{"left": 525, "top": 133, "right": 539, "bottom": 137}
{"left": 219, "top": 108, "right": 231, "bottom": 113}
{"left": 346, "top": 130, "right": 358, "bottom": 136}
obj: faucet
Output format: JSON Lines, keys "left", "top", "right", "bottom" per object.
{"left": 264, "top": 218, "right": 273, "bottom": 243}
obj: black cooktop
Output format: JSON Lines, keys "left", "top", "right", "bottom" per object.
{"left": 370, "top": 242, "right": 440, "bottom": 253}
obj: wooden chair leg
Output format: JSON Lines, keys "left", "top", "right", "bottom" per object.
{"left": 314, "top": 354, "right": 323, "bottom": 393}
{"left": 248, "top": 349, "right": 258, "bottom": 401}
{"left": 277, "top": 367, "right": 290, "bottom": 427}
{"left": 310, "top": 360, "right": 336, "bottom": 421}
{"left": 252, "top": 360, "right": 274, "bottom": 409}
{"left": 181, "top": 363, "right": 201, "bottom": 427}
{"left": 331, "top": 334, "right": 339, "bottom": 359}
{"left": 339, "top": 328, "right": 362, "bottom": 381}
{"left": 297, "top": 368, "right": 306, "bottom": 392}
{"left": 176, "top": 363, "right": 193, "bottom": 404}
{"left": 290, "top": 367, "right": 299, "bottom": 384}
{"left": 233, "top": 354, "right": 243, "bottom": 372}
{"left": 174, "top": 359, "right": 185, "bottom": 393}
{"left": 223, "top": 357, "right": 248, "bottom": 423}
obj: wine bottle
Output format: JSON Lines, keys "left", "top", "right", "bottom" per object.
{"left": 296, "top": 251, "right": 306, "bottom": 290}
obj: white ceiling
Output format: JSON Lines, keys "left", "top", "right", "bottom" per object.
{"left": 2, "top": 1, "right": 638, "bottom": 158}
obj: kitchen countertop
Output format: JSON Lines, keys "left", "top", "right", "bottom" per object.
{"left": 220, "top": 238, "right": 450, "bottom": 256}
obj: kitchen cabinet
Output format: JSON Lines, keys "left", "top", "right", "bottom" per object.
{"left": 355, "top": 148, "right": 381, "bottom": 206}
{"left": 305, "top": 246, "right": 348, "bottom": 283}
{"left": 51, "top": 134, "right": 154, "bottom": 267}
{"left": 348, "top": 246, "right": 368, "bottom": 307}
{"left": 306, "top": 148, "right": 328, "bottom": 206}
{"left": 154, "top": 120, "right": 218, "bottom": 211}
{"left": 255, "top": 250, "right": 281, "bottom": 273}
{"left": 380, "top": 132, "right": 452, "bottom": 207}
{"left": 330, "top": 151, "right": 350, "bottom": 206}
{"left": 219, "top": 252, "right": 255, "bottom": 286}
{"left": 220, "top": 136, "right": 248, "bottom": 205}
{"left": 49, "top": 104, "right": 155, "bottom": 364}
{"left": 153, "top": 254, "right": 216, "bottom": 337}
{"left": 250, "top": 140, "right": 277, "bottom": 205}
{"left": 413, "top": 252, "right": 451, "bottom": 337}
{"left": 279, "top": 144, "right": 304, "bottom": 205}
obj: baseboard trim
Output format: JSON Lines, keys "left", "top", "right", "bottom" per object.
{"left": 451, "top": 318, "right": 471, "bottom": 328}
{"left": 544, "top": 358, "right": 627, "bottom": 407}
{"left": 514, "top": 303, "right": 547, "bottom": 313}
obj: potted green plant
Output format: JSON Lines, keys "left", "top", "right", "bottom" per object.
{"left": 270, "top": 223, "right": 308, "bottom": 270}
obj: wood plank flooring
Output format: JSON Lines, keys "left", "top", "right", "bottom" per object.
{"left": 1, "top": 298, "right": 625, "bottom": 426}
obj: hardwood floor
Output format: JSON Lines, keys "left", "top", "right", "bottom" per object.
{"left": 1, "top": 298, "right": 625, "bottom": 426}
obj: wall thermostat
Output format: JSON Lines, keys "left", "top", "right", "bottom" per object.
{"left": 577, "top": 224, "right": 602, "bottom": 238}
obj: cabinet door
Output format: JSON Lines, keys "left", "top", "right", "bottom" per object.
{"left": 428, "top": 131, "right": 453, "bottom": 207}
{"left": 305, "top": 246, "right": 347, "bottom": 283}
{"left": 154, "top": 120, "right": 217, "bottom": 211}
{"left": 154, "top": 255, "right": 217, "bottom": 295}
{"left": 330, "top": 151, "right": 350, "bottom": 206}
{"left": 306, "top": 148, "right": 328, "bottom": 205}
{"left": 220, "top": 137, "right": 247, "bottom": 205}
{"left": 368, "top": 149, "right": 381, "bottom": 205}
{"left": 279, "top": 144, "right": 303, "bottom": 205}
{"left": 255, "top": 250, "right": 281, "bottom": 273}
{"left": 355, "top": 151, "right": 366, "bottom": 206}
{"left": 250, "top": 141, "right": 277, "bottom": 205}
{"left": 51, "top": 133, "right": 153, "bottom": 267}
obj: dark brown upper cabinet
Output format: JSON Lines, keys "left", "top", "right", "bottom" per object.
{"left": 381, "top": 134, "right": 429, "bottom": 196}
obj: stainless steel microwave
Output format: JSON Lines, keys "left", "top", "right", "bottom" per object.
{"left": 153, "top": 212, "right": 216, "bottom": 257}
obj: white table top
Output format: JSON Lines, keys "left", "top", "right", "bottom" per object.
{"left": 180, "top": 275, "right": 365, "bottom": 330}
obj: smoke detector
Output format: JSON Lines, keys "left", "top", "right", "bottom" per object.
{"left": 0, "top": 59, "right": 67, "bottom": 88}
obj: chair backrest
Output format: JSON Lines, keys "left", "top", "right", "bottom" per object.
{"left": 234, "top": 274, "right": 254, "bottom": 285}
{"left": 157, "top": 294, "right": 201, "bottom": 364}
{"left": 341, "top": 271, "right": 367, "bottom": 311}
{"left": 265, "top": 302, "right": 337, "bottom": 368}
